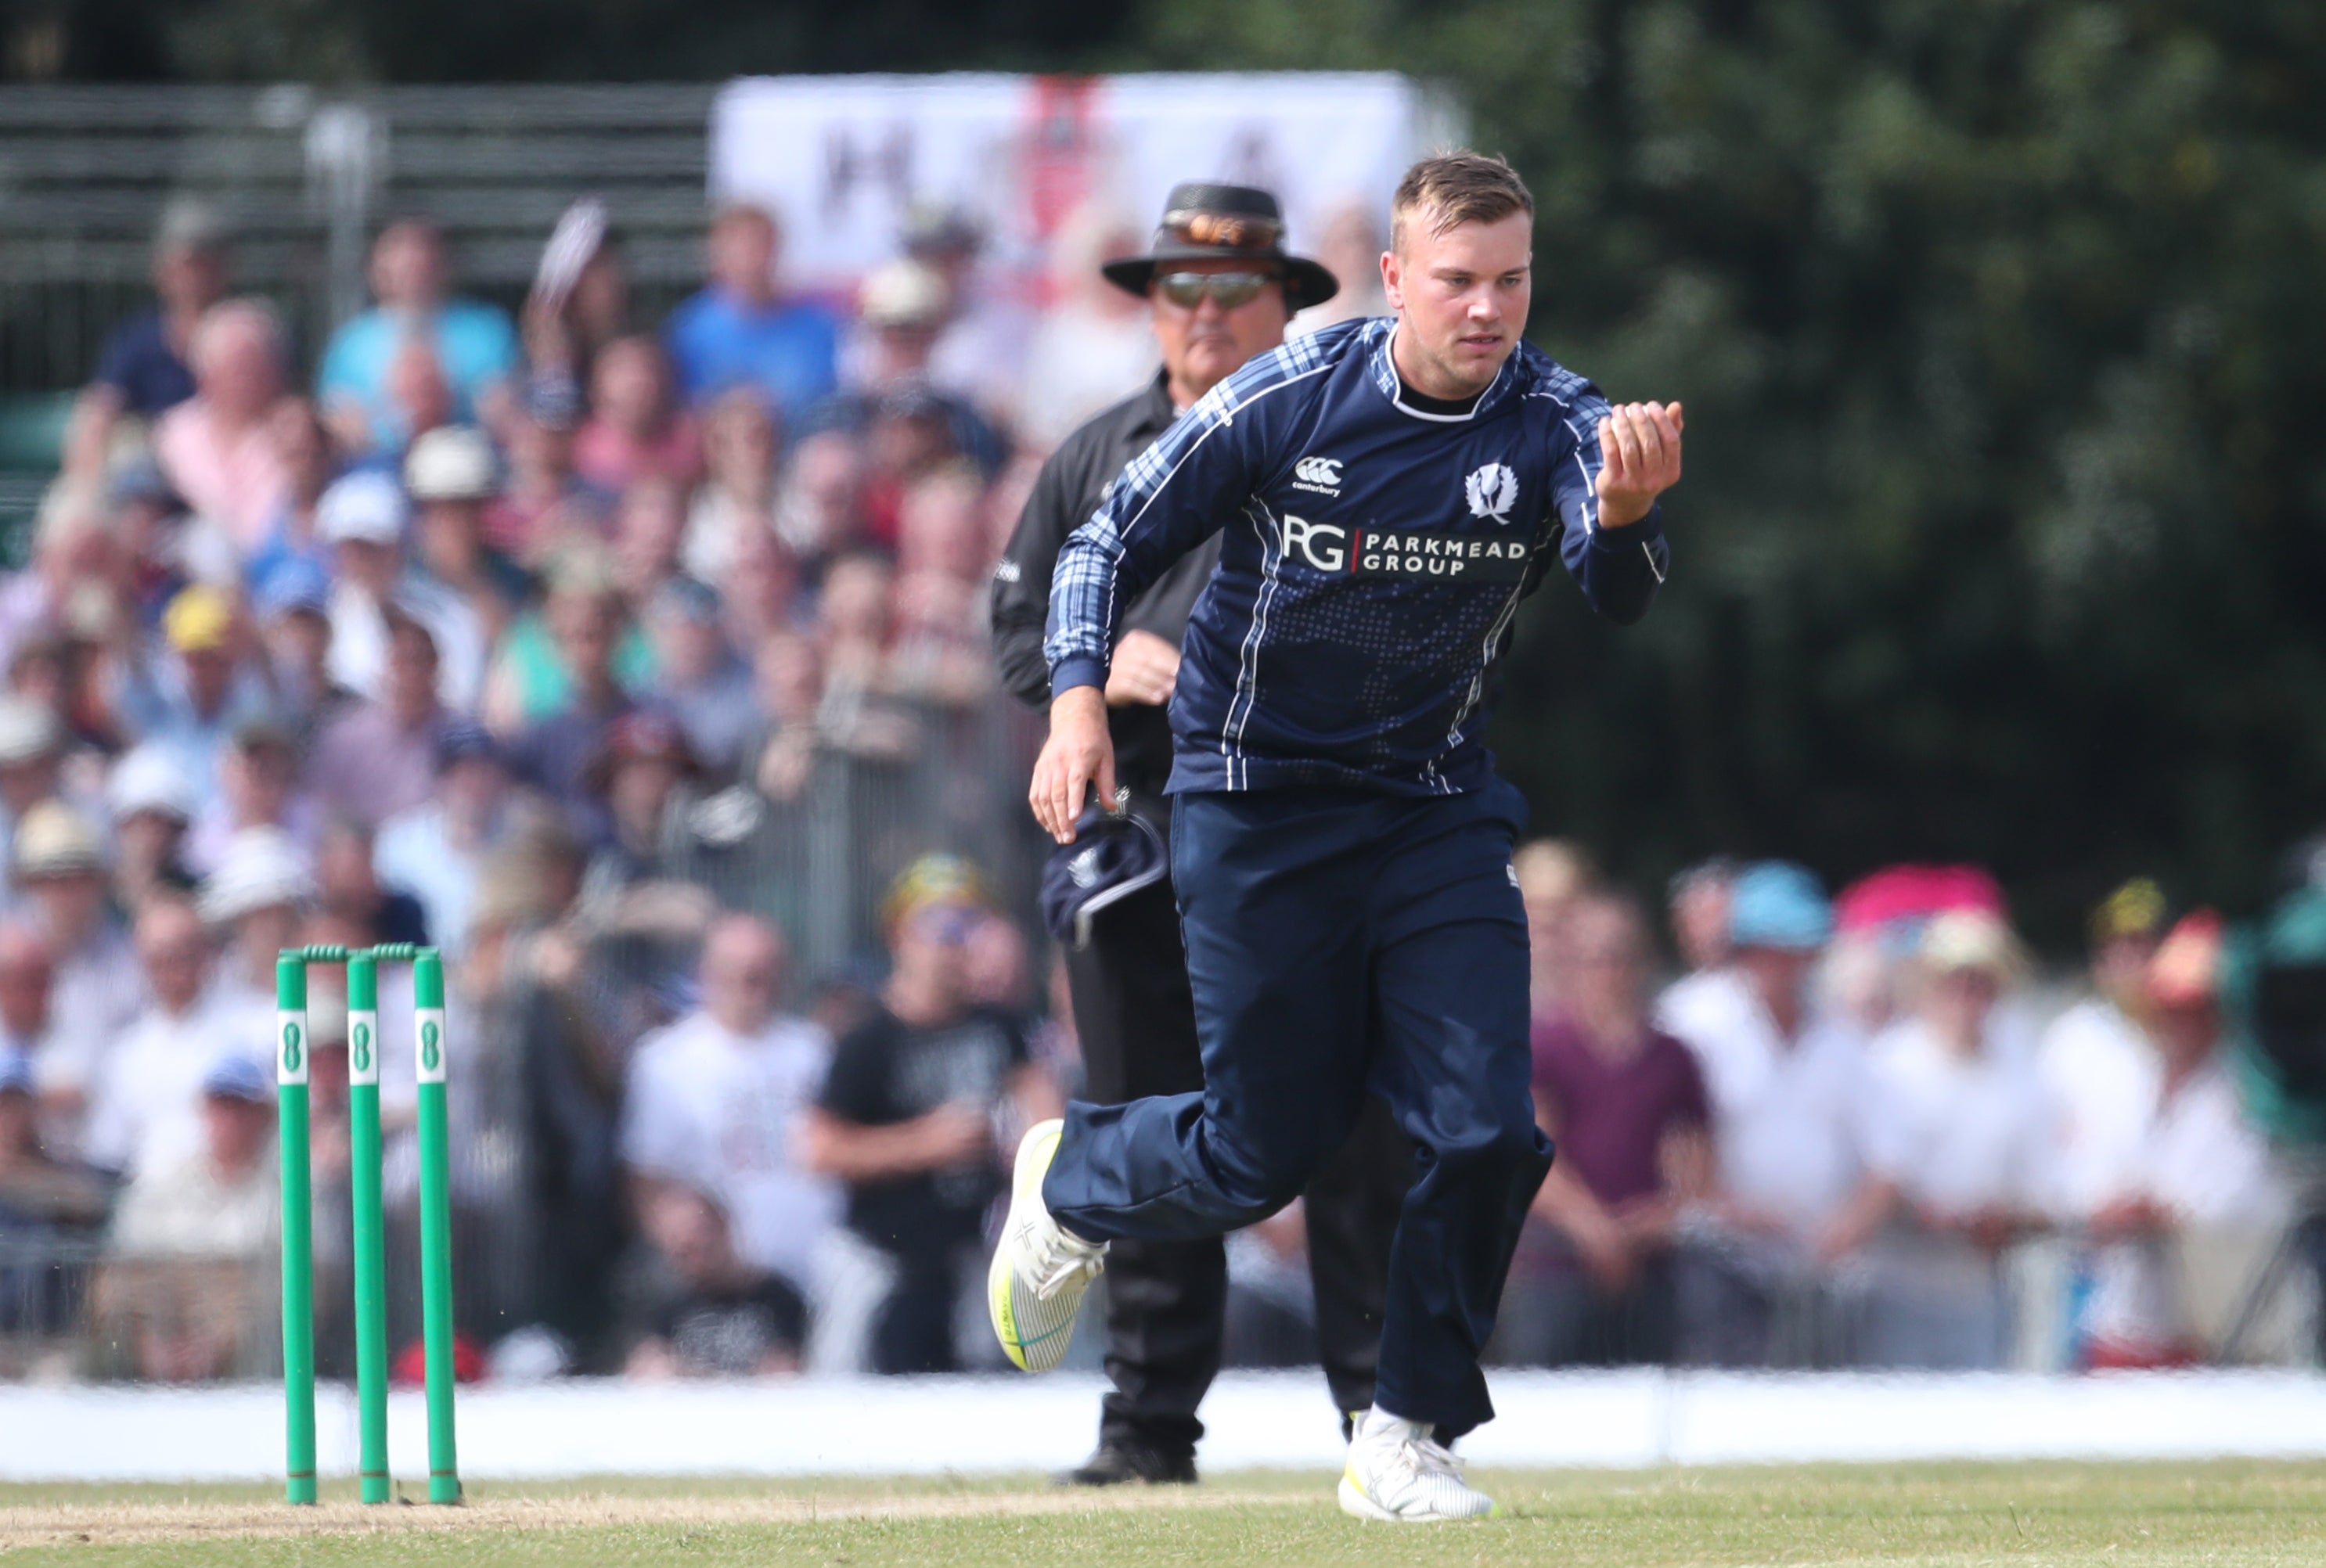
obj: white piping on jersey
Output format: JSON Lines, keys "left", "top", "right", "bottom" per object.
{"left": 1379, "top": 324, "right": 1510, "bottom": 424}
{"left": 1553, "top": 408, "right": 1669, "bottom": 584}
{"left": 1080, "top": 361, "right": 1333, "bottom": 685}
{"left": 1437, "top": 554, "right": 1536, "bottom": 789}
{"left": 1560, "top": 414, "right": 1602, "bottom": 540}
{"left": 1225, "top": 496, "right": 1290, "bottom": 791}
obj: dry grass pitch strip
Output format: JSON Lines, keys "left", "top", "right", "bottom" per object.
{"left": 2, "top": 1461, "right": 2324, "bottom": 1566}
{"left": 0, "top": 1486, "right": 1318, "bottom": 1549}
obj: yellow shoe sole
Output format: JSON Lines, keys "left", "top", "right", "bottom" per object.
{"left": 988, "top": 1119, "right": 1075, "bottom": 1372}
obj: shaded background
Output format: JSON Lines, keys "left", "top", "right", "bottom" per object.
{"left": 11, "top": 0, "right": 2326, "bottom": 949}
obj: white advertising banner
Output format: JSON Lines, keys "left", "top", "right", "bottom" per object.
{"left": 709, "top": 72, "right": 1446, "bottom": 291}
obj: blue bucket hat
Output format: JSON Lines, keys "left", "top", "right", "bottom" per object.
{"left": 253, "top": 556, "right": 332, "bottom": 621}
{"left": 201, "top": 1054, "right": 275, "bottom": 1105}
{"left": 434, "top": 718, "right": 506, "bottom": 774}
{"left": 1040, "top": 805, "right": 1169, "bottom": 949}
{"left": 1728, "top": 861, "right": 1833, "bottom": 952}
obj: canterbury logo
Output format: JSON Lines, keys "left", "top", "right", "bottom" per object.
{"left": 1465, "top": 462, "right": 1518, "bottom": 523}
{"left": 1292, "top": 455, "right": 1343, "bottom": 494}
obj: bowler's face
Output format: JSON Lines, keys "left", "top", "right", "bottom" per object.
{"left": 1383, "top": 211, "right": 1533, "bottom": 397}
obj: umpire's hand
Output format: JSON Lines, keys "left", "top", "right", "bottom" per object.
{"left": 1031, "top": 685, "right": 1118, "bottom": 844}
{"left": 1104, "top": 628, "right": 1181, "bottom": 708}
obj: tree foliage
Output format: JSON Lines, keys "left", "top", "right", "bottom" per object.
{"left": 31, "top": 0, "right": 1130, "bottom": 81}
{"left": 1148, "top": 0, "right": 2326, "bottom": 940}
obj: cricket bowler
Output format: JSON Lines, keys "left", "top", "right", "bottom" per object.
{"left": 988, "top": 150, "right": 1684, "bottom": 1522}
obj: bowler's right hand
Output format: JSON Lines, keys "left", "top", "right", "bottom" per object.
{"left": 1030, "top": 684, "right": 1117, "bottom": 844}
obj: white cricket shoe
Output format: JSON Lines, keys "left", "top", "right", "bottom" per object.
{"left": 988, "top": 1119, "right": 1107, "bottom": 1372}
{"left": 1338, "top": 1408, "right": 1500, "bottom": 1522}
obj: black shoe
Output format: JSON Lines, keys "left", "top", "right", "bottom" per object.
{"left": 1057, "top": 1444, "right": 1199, "bottom": 1487}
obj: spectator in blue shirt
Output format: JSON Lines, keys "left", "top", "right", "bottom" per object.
{"left": 317, "top": 219, "right": 520, "bottom": 457}
{"left": 663, "top": 205, "right": 840, "bottom": 425}
{"left": 65, "top": 200, "right": 232, "bottom": 477}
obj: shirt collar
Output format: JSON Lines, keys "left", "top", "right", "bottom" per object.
{"left": 1369, "top": 322, "right": 1519, "bottom": 423}
{"left": 1132, "top": 371, "right": 1178, "bottom": 437}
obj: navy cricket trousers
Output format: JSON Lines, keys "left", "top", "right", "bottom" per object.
{"left": 1042, "top": 780, "right": 1552, "bottom": 1439}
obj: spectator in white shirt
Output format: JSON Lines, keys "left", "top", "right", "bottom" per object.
{"left": 0, "top": 922, "right": 77, "bottom": 1158}
{"left": 1658, "top": 862, "right": 1899, "bottom": 1365}
{"left": 84, "top": 895, "right": 250, "bottom": 1176}
{"left": 1656, "top": 858, "right": 1738, "bottom": 1032}
{"left": 196, "top": 825, "right": 315, "bottom": 1028}
{"left": 1860, "top": 909, "right": 2058, "bottom": 1368}
{"left": 2076, "top": 910, "right": 2288, "bottom": 1366}
{"left": 10, "top": 802, "right": 141, "bottom": 1120}
{"left": 319, "top": 471, "right": 487, "bottom": 713}
{"left": 375, "top": 721, "right": 513, "bottom": 960}
{"left": 621, "top": 913, "right": 838, "bottom": 1300}
{"left": 108, "top": 1054, "right": 278, "bottom": 1259}
{"left": 103, "top": 1053, "right": 279, "bottom": 1383}
{"left": 2036, "top": 878, "right": 2167, "bottom": 1219}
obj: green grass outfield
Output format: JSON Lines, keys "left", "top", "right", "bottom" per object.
{"left": 1, "top": 1459, "right": 2321, "bottom": 1565}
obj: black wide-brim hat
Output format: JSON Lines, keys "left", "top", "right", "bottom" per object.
{"left": 1101, "top": 182, "right": 1340, "bottom": 313}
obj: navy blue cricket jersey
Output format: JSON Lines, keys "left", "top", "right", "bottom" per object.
{"left": 1044, "top": 316, "right": 1671, "bottom": 797}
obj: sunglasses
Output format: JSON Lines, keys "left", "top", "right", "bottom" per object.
{"left": 1154, "top": 272, "right": 1277, "bottom": 311}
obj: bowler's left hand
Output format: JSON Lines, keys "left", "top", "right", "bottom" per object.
{"left": 1594, "top": 401, "right": 1684, "bottom": 529}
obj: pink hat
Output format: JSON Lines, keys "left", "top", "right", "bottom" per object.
{"left": 1835, "top": 864, "right": 2007, "bottom": 934}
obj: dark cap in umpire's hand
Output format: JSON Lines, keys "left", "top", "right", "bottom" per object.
{"left": 1041, "top": 803, "right": 1170, "bottom": 948}
{"left": 1102, "top": 183, "right": 1340, "bottom": 312}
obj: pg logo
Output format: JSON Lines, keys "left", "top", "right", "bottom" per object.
{"left": 1280, "top": 513, "right": 1346, "bottom": 571}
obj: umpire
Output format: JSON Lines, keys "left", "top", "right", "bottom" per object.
{"left": 992, "top": 183, "right": 1409, "bottom": 1486}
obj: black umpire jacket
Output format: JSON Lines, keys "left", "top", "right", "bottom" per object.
{"left": 990, "top": 373, "right": 1222, "bottom": 800}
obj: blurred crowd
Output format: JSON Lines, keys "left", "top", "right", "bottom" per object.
{"left": 1504, "top": 852, "right": 2296, "bottom": 1373}
{"left": 0, "top": 194, "right": 2303, "bottom": 1387}
{"left": 0, "top": 192, "right": 1186, "bottom": 1383}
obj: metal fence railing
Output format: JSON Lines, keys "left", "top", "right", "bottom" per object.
{"left": 670, "top": 693, "right": 1050, "bottom": 979}
{"left": 0, "top": 84, "right": 722, "bottom": 558}
{"left": 0, "top": 84, "right": 718, "bottom": 394}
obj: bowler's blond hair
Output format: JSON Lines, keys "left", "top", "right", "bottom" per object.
{"left": 1390, "top": 153, "right": 1534, "bottom": 254}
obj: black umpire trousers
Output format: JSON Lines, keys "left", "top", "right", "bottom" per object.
{"left": 1061, "top": 798, "right": 1412, "bottom": 1459}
